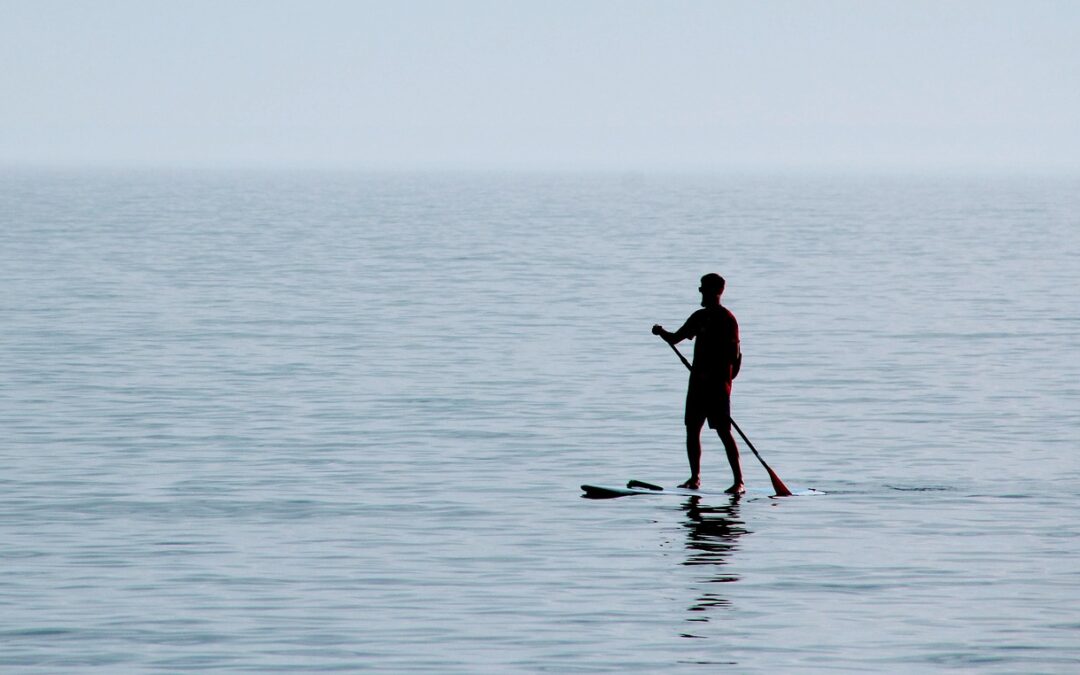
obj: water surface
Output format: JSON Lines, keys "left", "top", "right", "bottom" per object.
{"left": 2, "top": 169, "right": 1078, "bottom": 672}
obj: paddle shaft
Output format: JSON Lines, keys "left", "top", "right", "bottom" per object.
{"left": 663, "top": 339, "right": 792, "bottom": 495}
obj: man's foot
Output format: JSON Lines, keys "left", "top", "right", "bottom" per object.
{"left": 678, "top": 477, "right": 701, "bottom": 490}
{"left": 724, "top": 483, "right": 745, "bottom": 494}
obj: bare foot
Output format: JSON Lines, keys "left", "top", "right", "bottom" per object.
{"left": 724, "top": 483, "right": 745, "bottom": 494}
{"left": 678, "top": 477, "right": 700, "bottom": 489}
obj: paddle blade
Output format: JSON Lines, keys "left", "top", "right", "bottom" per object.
{"left": 766, "top": 467, "right": 793, "bottom": 497}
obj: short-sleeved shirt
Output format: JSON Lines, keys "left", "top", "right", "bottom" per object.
{"left": 678, "top": 306, "right": 740, "bottom": 382}
{"left": 679, "top": 305, "right": 740, "bottom": 429}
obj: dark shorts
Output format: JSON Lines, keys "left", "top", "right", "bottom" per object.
{"left": 685, "top": 375, "right": 731, "bottom": 430}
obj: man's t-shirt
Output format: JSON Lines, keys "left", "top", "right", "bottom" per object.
{"left": 678, "top": 305, "right": 740, "bottom": 381}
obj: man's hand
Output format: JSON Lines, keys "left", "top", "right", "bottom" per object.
{"left": 651, "top": 324, "right": 664, "bottom": 336}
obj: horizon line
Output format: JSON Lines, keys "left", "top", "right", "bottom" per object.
{"left": 3, "top": 159, "right": 1079, "bottom": 178}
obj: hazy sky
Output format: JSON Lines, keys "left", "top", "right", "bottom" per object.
{"left": 3, "top": 0, "right": 1078, "bottom": 170}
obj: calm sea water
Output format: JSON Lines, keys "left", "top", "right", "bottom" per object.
{"left": 2, "top": 169, "right": 1078, "bottom": 672}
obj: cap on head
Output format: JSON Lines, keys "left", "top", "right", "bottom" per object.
{"left": 699, "top": 273, "right": 726, "bottom": 294}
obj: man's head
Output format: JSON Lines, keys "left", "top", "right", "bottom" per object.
{"left": 699, "top": 273, "right": 725, "bottom": 307}
{"left": 699, "top": 273, "right": 725, "bottom": 295}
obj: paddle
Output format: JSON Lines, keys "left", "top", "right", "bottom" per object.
{"left": 662, "top": 340, "right": 793, "bottom": 497}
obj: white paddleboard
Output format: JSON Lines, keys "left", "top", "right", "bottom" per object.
{"left": 581, "top": 480, "right": 823, "bottom": 499}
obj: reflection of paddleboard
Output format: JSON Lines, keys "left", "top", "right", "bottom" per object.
{"left": 581, "top": 479, "right": 823, "bottom": 499}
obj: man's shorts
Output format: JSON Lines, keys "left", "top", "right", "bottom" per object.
{"left": 685, "top": 375, "right": 732, "bottom": 430}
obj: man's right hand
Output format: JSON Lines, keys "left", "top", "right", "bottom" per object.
{"left": 651, "top": 324, "right": 664, "bottom": 336}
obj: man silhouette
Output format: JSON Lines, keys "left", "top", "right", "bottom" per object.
{"left": 652, "top": 274, "right": 744, "bottom": 492}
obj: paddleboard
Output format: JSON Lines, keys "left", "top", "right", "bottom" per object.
{"left": 581, "top": 479, "right": 823, "bottom": 499}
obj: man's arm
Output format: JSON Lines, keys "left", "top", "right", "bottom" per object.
{"left": 651, "top": 318, "right": 695, "bottom": 345}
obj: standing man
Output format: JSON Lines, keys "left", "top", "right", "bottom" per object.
{"left": 652, "top": 273, "right": 743, "bottom": 493}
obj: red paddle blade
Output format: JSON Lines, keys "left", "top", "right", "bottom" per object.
{"left": 767, "top": 468, "right": 794, "bottom": 497}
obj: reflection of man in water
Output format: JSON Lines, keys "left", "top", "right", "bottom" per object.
{"left": 681, "top": 496, "right": 747, "bottom": 621}
{"left": 653, "top": 273, "right": 743, "bottom": 492}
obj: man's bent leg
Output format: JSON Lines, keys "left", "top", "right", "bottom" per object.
{"left": 717, "top": 425, "right": 744, "bottom": 494}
